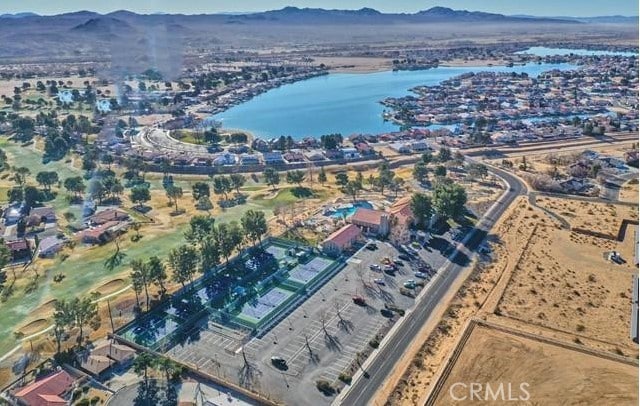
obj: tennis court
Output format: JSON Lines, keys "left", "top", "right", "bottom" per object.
{"left": 236, "top": 286, "right": 295, "bottom": 325}
{"left": 287, "top": 256, "right": 336, "bottom": 286}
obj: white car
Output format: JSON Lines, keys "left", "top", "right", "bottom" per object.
{"left": 373, "top": 278, "right": 385, "bottom": 286}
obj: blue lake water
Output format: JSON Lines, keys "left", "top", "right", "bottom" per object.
{"left": 516, "top": 46, "right": 638, "bottom": 57}
{"left": 213, "top": 62, "right": 578, "bottom": 139}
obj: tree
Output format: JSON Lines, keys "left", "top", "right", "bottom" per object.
{"left": 133, "top": 352, "right": 156, "bottom": 399}
{"left": 410, "top": 193, "right": 433, "bottom": 230}
{"left": 200, "top": 236, "right": 220, "bottom": 273}
{"left": 64, "top": 176, "right": 86, "bottom": 199}
{"left": 434, "top": 165, "right": 447, "bottom": 177}
{"left": 146, "top": 256, "right": 168, "bottom": 297}
{"left": 241, "top": 210, "right": 268, "bottom": 246}
{"left": 264, "top": 167, "right": 280, "bottom": 191}
{"left": 437, "top": 147, "right": 452, "bottom": 163}
{"left": 421, "top": 151, "right": 434, "bottom": 165}
{"left": 7, "top": 187, "right": 23, "bottom": 203}
{"left": 335, "top": 172, "right": 349, "bottom": 187}
{"left": 130, "top": 186, "right": 151, "bottom": 208}
{"left": 35, "top": 171, "right": 59, "bottom": 193}
{"left": 286, "top": 170, "right": 305, "bottom": 187}
{"left": 52, "top": 299, "right": 73, "bottom": 354}
{"left": 69, "top": 296, "right": 99, "bottom": 345}
{"left": 229, "top": 173, "right": 245, "bottom": 194}
{"left": 467, "top": 163, "right": 488, "bottom": 179}
{"left": 191, "top": 182, "right": 210, "bottom": 200}
{"left": 433, "top": 183, "right": 467, "bottom": 220}
{"left": 185, "top": 215, "right": 216, "bottom": 244}
{"left": 23, "top": 186, "right": 41, "bottom": 209}
{"left": 13, "top": 167, "right": 30, "bottom": 188}
{"left": 344, "top": 181, "right": 361, "bottom": 202}
{"left": 169, "top": 245, "right": 199, "bottom": 288}
{"left": 413, "top": 162, "right": 429, "bottom": 183}
{"left": 390, "top": 176, "right": 405, "bottom": 197}
{"left": 12, "top": 116, "right": 35, "bottom": 142}
{"left": 318, "top": 167, "right": 327, "bottom": 185}
{"left": 215, "top": 222, "right": 244, "bottom": 264}
{"left": 166, "top": 185, "right": 183, "bottom": 213}
{"left": 130, "top": 259, "right": 151, "bottom": 311}
{"left": 212, "top": 176, "right": 231, "bottom": 201}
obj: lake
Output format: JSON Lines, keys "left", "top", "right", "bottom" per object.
{"left": 213, "top": 62, "right": 578, "bottom": 139}
{"left": 516, "top": 46, "right": 638, "bottom": 57}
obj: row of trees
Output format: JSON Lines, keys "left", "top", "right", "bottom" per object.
{"left": 53, "top": 296, "right": 100, "bottom": 354}
{"left": 129, "top": 210, "right": 268, "bottom": 314}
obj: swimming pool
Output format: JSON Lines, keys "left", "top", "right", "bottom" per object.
{"left": 325, "top": 201, "right": 373, "bottom": 218}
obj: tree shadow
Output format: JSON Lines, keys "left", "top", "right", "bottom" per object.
{"left": 324, "top": 333, "right": 342, "bottom": 352}
{"left": 238, "top": 360, "right": 262, "bottom": 388}
{"left": 291, "top": 187, "right": 313, "bottom": 198}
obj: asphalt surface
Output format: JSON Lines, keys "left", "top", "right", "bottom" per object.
{"left": 338, "top": 163, "right": 525, "bottom": 406}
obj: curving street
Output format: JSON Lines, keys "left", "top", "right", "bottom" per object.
{"left": 337, "top": 163, "right": 526, "bottom": 406}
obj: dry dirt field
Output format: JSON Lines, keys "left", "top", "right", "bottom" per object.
{"left": 384, "top": 192, "right": 639, "bottom": 406}
{"left": 430, "top": 322, "right": 638, "bottom": 406}
{"left": 496, "top": 217, "right": 637, "bottom": 350}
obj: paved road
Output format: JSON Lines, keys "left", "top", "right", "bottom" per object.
{"left": 338, "top": 163, "right": 525, "bottom": 406}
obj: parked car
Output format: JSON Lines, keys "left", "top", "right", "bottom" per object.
{"left": 369, "top": 264, "right": 381, "bottom": 271}
{"left": 271, "top": 356, "right": 288, "bottom": 370}
{"left": 398, "top": 254, "right": 411, "bottom": 261}
{"left": 414, "top": 271, "right": 428, "bottom": 279}
{"left": 352, "top": 296, "right": 366, "bottom": 306}
{"left": 366, "top": 243, "right": 378, "bottom": 250}
{"left": 403, "top": 280, "right": 416, "bottom": 289}
{"left": 383, "top": 265, "right": 396, "bottom": 272}
{"left": 380, "top": 308, "right": 394, "bottom": 318}
{"left": 383, "top": 268, "right": 396, "bottom": 276}
{"left": 373, "top": 278, "right": 385, "bottom": 286}
{"left": 393, "top": 258, "right": 404, "bottom": 266}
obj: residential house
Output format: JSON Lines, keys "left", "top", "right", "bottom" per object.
{"left": 13, "top": 369, "right": 76, "bottom": 406}
{"left": 304, "top": 150, "right": 326, "bottom": 161}
{"left": 227, "top": 144, "right": 249, "bottom": 154}
{"left": 262, "top": 151, "right": 284, "bottom": 165}
{"left": 389, "top": 143, "right": 411, "bottom": 154}
{"left": 322, "top": 224, "right": 362, "bottom": 256}
{"left": 354, "top": 142, "right": 374, "bottom": 156}
{"left": 78, "top": 340, "right": 135, "bottom": 377}
{"left": 340, "top": 148, "right": 360, "bottom": 160}
{"left": 3, "top": 204, "right": 23, "bottom": 225}
{"left": 410, "top": 141, "right": 430, "bottom": 151}
{"left": 81, "top": 221, "right": 128, "bottom": 244}
{"left": 88, "top": 208, "right": 129, "bottom": 226}
{"left": 283, "top": 151, "right": 305, "bottom": 163}
{"left": 26, "top": 207, "right": 57, "bottom": 228}
{"left": 212, "top": 152, "right": 236, "bottom": 166}
{"left": 38, "top": 236, "right": 66, "bottom": 258}
{"left": 239, "top": 153, "right": 260, "bottom": 166}
{"left": 6, "top": 239, "right": 31, "bottom": 262}
{"left": 349, "top": 208, "right": 390, "bottom": 237}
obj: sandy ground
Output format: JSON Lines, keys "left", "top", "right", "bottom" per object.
{"left": 311, "top": 56, "right": 393, "bottom": 73}
{"left": 383, "top": 196, "right": 542, "bottom": 405}
{"left": 384, "top": 191, "right": 640, "bottom": 405}
{"left": 619, "top": 180, "right": 639, "bottom": 203}
{"left": 497, "top": 218, "right": 636, "bottom": 348}
{"left": 431, "top": 323, "right": 638, "bottom": 406}
{"left": 537, "top": 196, "right": 638, "bottom": 238}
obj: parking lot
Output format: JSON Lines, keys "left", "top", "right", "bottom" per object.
{"left": 160, "top": 237, "right": 457, "bottom": 405}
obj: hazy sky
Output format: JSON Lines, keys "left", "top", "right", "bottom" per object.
{"left": 1, "top": 0, "right": 637, "bottom": 17}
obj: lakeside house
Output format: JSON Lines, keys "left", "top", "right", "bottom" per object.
{"left": 262, "top": 151, "right": 284, "bottom": 164}
{"left": 349, "top": 208, "right": 390, "bottom": 237}
{"left": 322, "top": 224, "right": 362, "bottom": 256}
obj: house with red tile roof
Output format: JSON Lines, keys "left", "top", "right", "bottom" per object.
{"left": 322, "top": 224, "right": 362, "bottom": 256}
{"left": 349, "top": 208, "right": 389, "bottom": 237}
{"left": 13, "top": 370, "right": 75, "bottom": 406}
